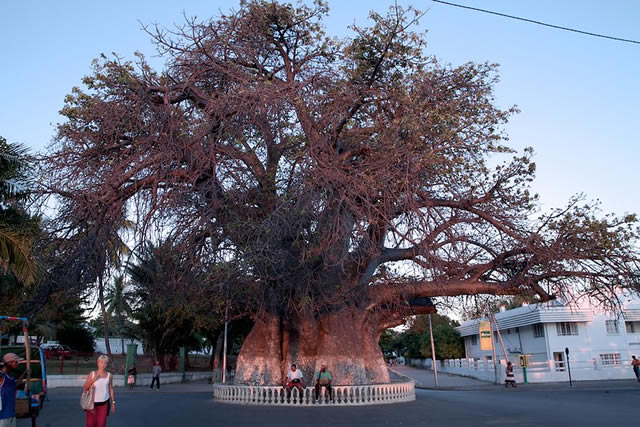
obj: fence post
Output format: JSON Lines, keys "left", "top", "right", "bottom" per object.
{"left": 179, "top": 347, "right": 186, "bottom": 383}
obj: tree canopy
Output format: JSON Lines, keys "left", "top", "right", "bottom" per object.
{"left": 40, "top": 0, "right": 639, "bottom": 355}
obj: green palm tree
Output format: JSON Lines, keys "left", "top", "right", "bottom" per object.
{"left": 104, "top": 275, "right": 136, "bottom": 353}
{"left": 0, "top": 136, "right": 38, "bottom": 286}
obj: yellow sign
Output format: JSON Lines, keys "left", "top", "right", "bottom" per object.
{"left": 518, "top": 354, "right": 531, "bottom": 368}
{"left": 479, "top": 321, "right": 493, "bottom": 351}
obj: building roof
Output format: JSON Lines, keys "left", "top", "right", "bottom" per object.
{"left": 624, "top": 309, "right": 640, "bottom": 321}
{"left": 456, "top": 303, "right": 595, "bottom": 337}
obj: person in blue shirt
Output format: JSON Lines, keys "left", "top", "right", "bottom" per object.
{"left": 0, "top": 353, "right": 29, "bottom": 427}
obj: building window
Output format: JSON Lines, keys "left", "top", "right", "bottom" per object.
{"left": 556, "top": 322, "right": 578, "bottom": 336}
{"left": 600, "top": 353, "right": 621, "bottom": 365}
{"left": 533, "top": 323, "right": 545, "bottom": 338}
{"left": 626, "top": 321, "right": 640, "bottom": 334}
{"left": 605, "top": 320, "right": 619, "bottom": 335}
{"left": 471, "top": 335, "right": 478, "bottom": 346}
{"left": 553, "top": 352, "right": 565, "bottom": 371}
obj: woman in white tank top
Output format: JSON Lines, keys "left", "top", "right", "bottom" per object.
{"left": 82, "top": 354, "right": 116, "bottom": 427}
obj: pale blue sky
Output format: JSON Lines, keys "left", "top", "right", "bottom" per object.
{"left": 1, "top": 0, "right": 638, "bottom": 217}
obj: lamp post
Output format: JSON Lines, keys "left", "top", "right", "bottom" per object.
{"left": 565, "top": 347, "right": 572, "bottom": 387}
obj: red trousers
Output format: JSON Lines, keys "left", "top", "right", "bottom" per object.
{"left": 86, "top": 400, "right": 109, "bottom": 427}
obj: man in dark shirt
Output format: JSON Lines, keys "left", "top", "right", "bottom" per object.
{"left": 1, "top": 353, "right": 29, "bottom": 427}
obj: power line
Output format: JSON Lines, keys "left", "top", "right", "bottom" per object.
{"left": 432, "top": 0, "right": 640, "bottom": 45}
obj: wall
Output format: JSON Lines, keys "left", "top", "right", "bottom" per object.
{"left": 47, "top": 371, "right": 211, "bottom": 388}
{"left": 407, "top": 357, "right": 637, "bottom": 383}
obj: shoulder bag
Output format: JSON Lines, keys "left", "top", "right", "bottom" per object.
{"left": 80, "top": 371, "right": 95, "bottom": 410}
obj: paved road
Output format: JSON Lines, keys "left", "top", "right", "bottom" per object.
{"left": 20, "top": 380, "right": 640, "bottom": 427}
{"left": 395, "top": 364, "right": 640, "bottom": 392}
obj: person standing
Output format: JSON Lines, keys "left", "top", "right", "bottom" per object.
{"left": 504, "top": 361, "right": 517, "bottom": 388}
{"left": 0, "top": 353, "right": 29, "bottom": 427}
{"left": 127, "top": 363, "right": 137, "bottom": 390}
{"left": 632, "top": 355, "right": 640, "bottom": 382}
{"left": 82, "top": 354, "right": 115, "bottom": 427}
{"left": 150, "top": 361, "right": 161, "bottom": 390}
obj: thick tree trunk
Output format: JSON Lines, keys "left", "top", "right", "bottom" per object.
{"left": 234, "top": 308, "right": 389, "bottom": 386}
{"left": 211, "top": 330, "right": 224, "bottom": 382}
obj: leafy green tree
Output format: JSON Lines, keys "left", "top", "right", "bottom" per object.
{"left": 127, "top": 242, "right": 202, "bottom": 364}
{"left": 56, "top": 324, "right": 95, "bottom": 353}
{"left": 394, "top": 314, "right": 464, "bottom": 360}
{"left": 378, "top": 329, "right": 402, "bottom": 358}
{"left": 104, "top": 275, "right": 136, "bottom": 353}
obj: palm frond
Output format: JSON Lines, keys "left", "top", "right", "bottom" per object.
{"left": 0, "top": 225, "right": 37, "bottom": 285}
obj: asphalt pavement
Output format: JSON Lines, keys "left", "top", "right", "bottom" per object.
{"left": 393, "top": 364, "right": 640, "bottom": 392}
{"left": 22, "top": 376, "right": 640, "bottom": 427}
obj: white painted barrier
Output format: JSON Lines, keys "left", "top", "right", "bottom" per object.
{"left": 407, "top": 357, "right": 638, "bottom": 383}
{"left": 212, "top": 381, "right": 415, "bottom": 406}
{"left": 47, "top": 371, "right": 211, "bottom": 388}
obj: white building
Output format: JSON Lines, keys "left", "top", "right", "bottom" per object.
{"left": 439, "top": 299, "right": 640, "bottom": 383}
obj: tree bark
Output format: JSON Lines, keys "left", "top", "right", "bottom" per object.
{"left": 234, "top": 308, "right": 390, "bottom": 386}
{"left": 212, "top": 330, "right": 224, "bottom": 382}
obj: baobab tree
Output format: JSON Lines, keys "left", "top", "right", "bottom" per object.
{"left": 41, "top": 1, "right": 639, "bottom": 385}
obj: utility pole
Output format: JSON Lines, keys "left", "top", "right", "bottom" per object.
{"left": 491, "top": 314, "right": 509, "bottom": 364}
{"left": 489, "top": 315, "right": 498, "bottom": 384}
{"left": 428, "top": 314, "right": 438, "bottom": 388}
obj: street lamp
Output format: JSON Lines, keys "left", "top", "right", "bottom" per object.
{"left": 565, "top": 347, "right": 572, "bottom": 387}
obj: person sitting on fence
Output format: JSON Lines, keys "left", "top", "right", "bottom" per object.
{"left": 314, "top": 365, "right": 333, "bottom": 402}
{"left": 504, "top": 361, "right": 517, "bottom": 388}
{"left": 284, "top": 364, "right": 304, "bottom": 397}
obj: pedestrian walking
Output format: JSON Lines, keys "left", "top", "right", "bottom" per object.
{"left": 150, "top": 361, "right": 161, "bottom": 390}
{"left": 82, "top": 355, "right": 115, "bottom": 427}
{"left": 632, "top": 355, "right": 640, "bottom": 382}
{"left": 504, "top": 361, "right": 517, "bottom": 388}
{"left": 127, "top": 363, "right": 137, "bottom": 390}
{"left": 1, "top": 354, "right": 29, "bottom": 427}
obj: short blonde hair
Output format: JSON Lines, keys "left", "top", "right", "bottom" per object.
{"left": 97, "top": 355, "right": 110, "bottom": 364}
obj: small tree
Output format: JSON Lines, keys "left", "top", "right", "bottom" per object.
{"left": 104, "top": 275, "right": 136, "bottom": 353}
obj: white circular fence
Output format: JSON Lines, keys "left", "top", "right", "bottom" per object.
{"left": 212, "top": 381, "right": 415, "bottom": 406}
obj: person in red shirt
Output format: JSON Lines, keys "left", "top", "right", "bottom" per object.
{"left": 632, "top": 355, "right": 640, "bottom": 382}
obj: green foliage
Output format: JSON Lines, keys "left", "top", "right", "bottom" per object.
{"left": 383, "top": 314, "right": 465, "bottom": 360}
{"left": 56, "top": 324, "right": 95, "bottom": 352}
{"left": 127, "top": 242, "right": 204, "bottom": 357}
{"left": 0, "top": 136, "right": 39, "bottom": 286}
{"left": 420, "top": 324, "right": 465, "bottom": 360}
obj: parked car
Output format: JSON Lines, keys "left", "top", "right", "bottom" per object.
{"left": 42, "top": 344, "right": 73, "bottom": 360}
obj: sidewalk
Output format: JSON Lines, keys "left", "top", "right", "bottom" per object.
{"left": 391, "top": 365, "right": 493, "bottom": 390}
{"left": 392, "top": 365, "right": 640, "bottom": 392}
